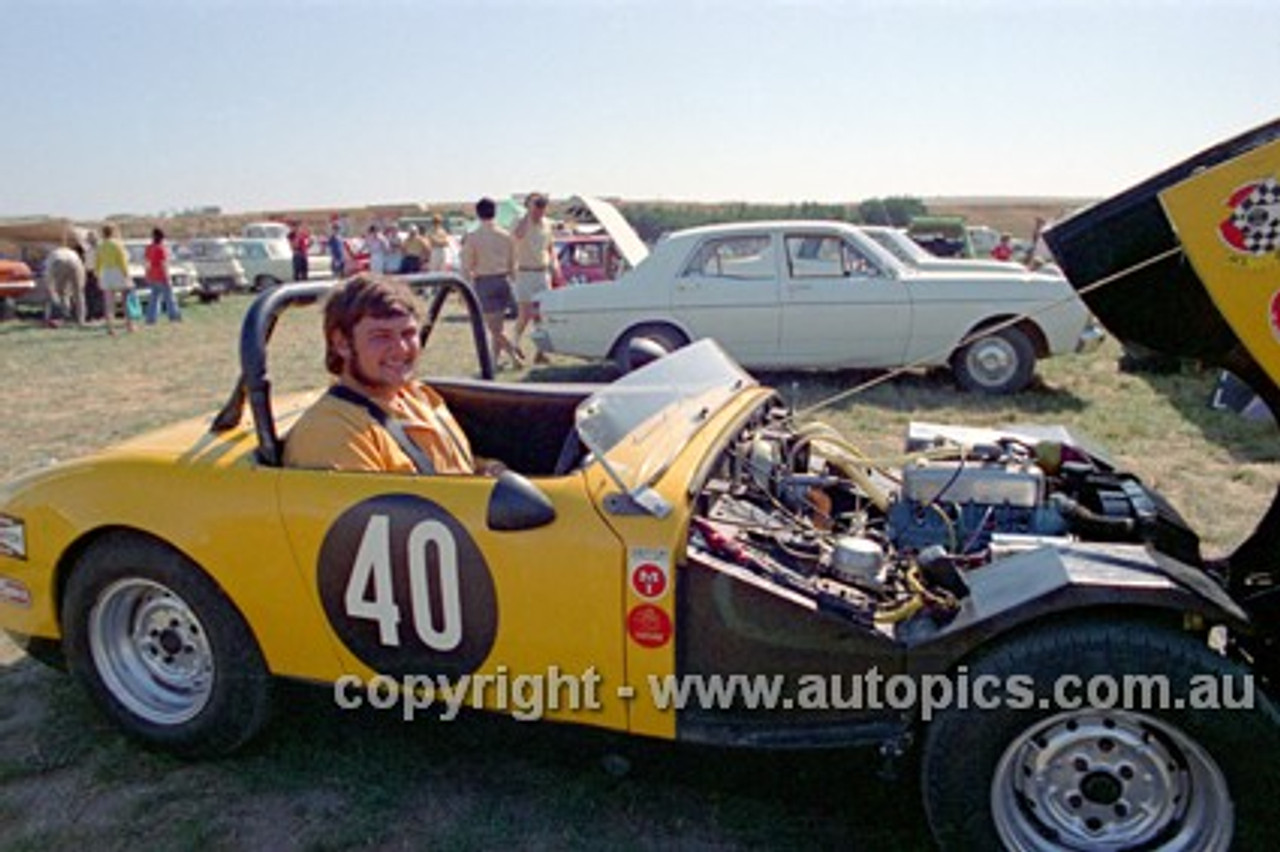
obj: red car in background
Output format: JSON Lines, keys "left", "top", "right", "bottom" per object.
{"left": 550, "top": 196, "right": 650, "bottom": 288}
{"left": 0, "top": 258, "right": 36, "bottom": 301}
{"left": 552, "top": 233, "right": 626, "bottom": 287}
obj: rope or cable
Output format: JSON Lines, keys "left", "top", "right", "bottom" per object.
{"left": 795, "top": 245, "right": 1186, "bottom": 419}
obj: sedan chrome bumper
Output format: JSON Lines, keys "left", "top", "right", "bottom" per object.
{"left": 1075, "top": 321, "right": 1107, "bottom": 354}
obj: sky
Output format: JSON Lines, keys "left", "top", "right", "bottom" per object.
{"left": 2, "top": 0, "right": 1277, "bottom": 220}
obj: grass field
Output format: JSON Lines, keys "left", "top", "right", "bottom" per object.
{"left": 1, "top": 292, "right": 1277, "bottom": 849}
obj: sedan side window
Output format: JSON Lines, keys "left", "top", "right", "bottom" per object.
{"left": 785, "top": 235, "right": 844, "bottom": 278}
{"left": 682, "top": 236, "right": 774, "bottom": 280}
{"left": 842, "top": 241, "right": 884, "bottom": 278}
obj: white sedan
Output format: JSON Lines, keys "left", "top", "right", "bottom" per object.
{"left": 533, "top": 209, "right": 1102, "bottom": 394}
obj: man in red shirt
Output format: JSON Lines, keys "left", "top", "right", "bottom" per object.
{"left": 290, "top": 221, "right": 312, "bottom": 281}
{"left": 991, "top": 233, "right": 1015, "bottom": 262}
{"left": 144, "top": 227, "right": 181, "bottom": 323}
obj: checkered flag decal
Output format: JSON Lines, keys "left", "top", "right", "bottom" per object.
{"left": 1227, "top": 178, "right": 1280, "bottom": 255}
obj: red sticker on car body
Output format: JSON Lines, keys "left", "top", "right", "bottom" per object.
{"left": 1219, "top": 177, "right": 1280, "bottom": 256}
{"left": 630, "top": 562, "right": 668, "bottom": 599}
{"left": 627, "top": 604, "right": 672, "bottom": 648}
{"left": 1270, "top": 289, "right": 1280, "bottom": 342}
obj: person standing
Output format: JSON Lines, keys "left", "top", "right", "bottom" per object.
{"left": 511, "top": 192, "right": 559, "bottom": 363}
{"left": 290, "top": 221, "right": 312, "bottom": 281}
{"left": 400, "top": 225, "right": 430, "bottom": 274}
{"left": 366, "top": 224, "right": 389, "bottom": 276}
{"left": 42, "top": 243, "right": 86, "bottom": 327}
{"left": 82, "top": 230, "right": 105, "bottom": 320}
{"left": 96, "top": 224, "right": 134, "bottom": 335}
{"left": 144, "top": 227, "right": 181, "bottom": 324}
{"left": 462, "top": 197, "right": 521, "bottom": 369}
{"left": 327, "top": 221, "right": 347, "bottom": 278}
{"left": 427, "top": 213, "right": 453, "bottom": 271}
{"left": 991, "top": 233, "right": 1014, "bottom": 262}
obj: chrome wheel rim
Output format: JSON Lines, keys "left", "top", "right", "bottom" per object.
{"left": 992, "top": 710, "right": 1232, "bottom": 851}
{"left": 89, "top": 578, "right": 214, "bottom": 725}
{"left": 965, "top": 336, "right": 1017, "bottom": 388}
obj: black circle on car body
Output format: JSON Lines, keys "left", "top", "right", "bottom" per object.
{"left": 317, "top": 494, "right": 498, "bottom": 680}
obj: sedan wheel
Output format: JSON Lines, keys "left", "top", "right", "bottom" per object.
{"left": 952, "top": 326, "right": 1035, "bottom": 394}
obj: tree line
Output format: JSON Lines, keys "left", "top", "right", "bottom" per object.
{"left": 615, "top": 196, "right": 927, "bottom": 243}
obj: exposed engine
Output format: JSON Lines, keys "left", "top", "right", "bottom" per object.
{"left": 687, "top": 399, "right": 1201, "bottom": 631}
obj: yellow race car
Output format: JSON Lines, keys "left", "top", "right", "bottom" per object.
{"left": 5, "top": 121, "right": 1280, "bottom": 851}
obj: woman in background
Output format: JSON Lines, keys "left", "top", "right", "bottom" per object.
{"left": 95, "top": 224, "right": 133, "bottom": 335}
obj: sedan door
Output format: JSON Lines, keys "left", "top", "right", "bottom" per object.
{"left": 778, "top": 232, "right": 913, "bottom": 368}
{"left": 669, "top": 232, "right": 782, "bottom": 365}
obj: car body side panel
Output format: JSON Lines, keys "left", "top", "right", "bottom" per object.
{"left": 900, "top": 276, "right": 1088, "bottom": 362}
{"left": 0, "top": 452, "right": 345, "bottom": 682}
{"left": 778, "top": 229, "right": 912, "bottom": 367}
{"left": 669, "top": 233, "right": 782, "bottom": 364}
{"left": 276, "top": 467, "right": 632, "bottom": 732}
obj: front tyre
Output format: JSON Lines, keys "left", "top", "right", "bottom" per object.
{"left": 614, "top": 324, "right": 689, "bottom": 373}
{"left": 921, "top": 620, "right": 1280, "bottom": 851}
{"left": 63, "top": 534, "right": 272, "bottom": 757}
{"left": 952, "top": 326, "right": 1035, "bottom": 394}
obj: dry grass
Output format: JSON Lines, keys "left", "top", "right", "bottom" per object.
{"left": 0, "top": 291, "right": 1278, "bottom": 849}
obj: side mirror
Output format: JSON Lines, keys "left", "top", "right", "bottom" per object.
{"left": 487, "top": 470, "right": 556, "bottom": 531}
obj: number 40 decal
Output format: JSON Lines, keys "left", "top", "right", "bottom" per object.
{"left": 318, "top": 494, "right": 498, "bottom": 678}
{"left": 345, "top": 515, "right": 463, "bottom": 651}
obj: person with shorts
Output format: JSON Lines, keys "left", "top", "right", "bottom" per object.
{"left": 95, "top": 224, "right": 134, "bottom": 335}
{"left": 511, "top": 191, "right": 560, "bottom": 363}
{"left": 462, "top": 197, "right": 521, "bottom": 369}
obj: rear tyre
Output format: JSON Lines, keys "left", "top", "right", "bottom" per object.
{"left": 922, "top": 620, "right": 1279, "bottom": 851}
{"left": 62, "top": 533, "right": 272, "bottom": 757}
{"left": 614, "top": 324, "right": 688, "bottom": 373}
{"left": 951, "top": 326, "right": 1035, "bottom": 394}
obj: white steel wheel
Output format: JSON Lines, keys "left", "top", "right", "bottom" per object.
{"left": 991, "top": 709, "right": 1232, "bottom": 851}
{"left": 89, "top": 577, "right": 215, "bottom": 726}
{"left": 64, "top": 533, "right": 272, "bottom": 756}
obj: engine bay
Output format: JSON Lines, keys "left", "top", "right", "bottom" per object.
{"left": 687, "top": 398, "right": 1203, "bottom": 633}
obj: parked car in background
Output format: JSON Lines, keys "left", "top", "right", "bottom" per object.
{"left": 966, "top": 224, "right": 1001, "bottom": 256}
{"left": 121, "top": 240, "right": 199, "bottom": 303}
{"left": 0, "top": 258, "right": 35, "bottom": 318}
{"left": 860, "top": 226, "right": 1037, "bottom": 275}
{"left": 906, "top": 215, "right": 974, "bottom": 258}
{"left": 182, "top": 237, "right": 248, "bottom": 297}
{"left": 552, "top": 233, "right": 629, "bottom": 287}
{"left": 234, "top": 237, "right": 296, "bottom": 290}
{"left": 241, "top": 221, "right": 291, "bottom": 241}
{"left": 534, "top": 208, "right": 1102, "bottom": 393}
{"left": 0, "top": 258, "right": 35, "bottom": 301}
